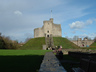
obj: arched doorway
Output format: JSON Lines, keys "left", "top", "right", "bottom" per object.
{"left": 47, "top": 35, "right": 49, "bottom": 37}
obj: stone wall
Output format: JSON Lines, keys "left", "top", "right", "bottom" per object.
{"left": 34, "top": 28, "right": 44, "bottom": 38}
{"left": 52, "top": 24, "right": 62, "bottom": 37}
{"left": 62, "top": 49, "right": 96, "bottom": 54}
{"left": 39, "top": 52, "right": 67, "bottom": 72}
{"left": 34, "top": 18, "right": 62, "bottom": 38}
{"left": 71, "top": 39, "right": 94, "bottom": 47}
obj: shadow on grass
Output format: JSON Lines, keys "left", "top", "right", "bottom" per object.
{"left": 56, "top": 55, "right": 80, "bottom": 72}
{"left": 0, "top": 55, "right": 44, "bottom": 72}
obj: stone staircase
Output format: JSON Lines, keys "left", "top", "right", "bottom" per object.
{"left": 45, "top": 35, "right": 54, "bottom": 48}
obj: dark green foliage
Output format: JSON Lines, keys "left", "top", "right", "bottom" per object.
{"left": 0, "top": 40, "right": 5, "bottom": 49}
{"left": 0, "top": 36, "right": 5, "bottom": 49}
{"left": 0, "top": 34, "right": 19, "bottom": 49}
{"left": 0, "top": 55, "right": 43, "bottom": 72}
{"left": 0, "top": 50, "right": 51, "bottom": 72}
{"left": 53, "top": 37, "right": 79, "bottom": 48}
{"left": 20, "top": 37, "right": 45, "bottom": 50}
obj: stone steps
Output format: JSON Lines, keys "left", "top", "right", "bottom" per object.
{"left": 45, "top": 36, "right": 54, "bottom": 48}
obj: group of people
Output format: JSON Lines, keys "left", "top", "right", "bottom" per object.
{"left": 53, "top": 46, "right": 63, "bottom": 60}
{"left": 46, "top": 46, "right": 63, "bottom": 60}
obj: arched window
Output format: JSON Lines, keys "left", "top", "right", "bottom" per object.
{"left": 47, "top": 31, "right": 49, "bottom": 33}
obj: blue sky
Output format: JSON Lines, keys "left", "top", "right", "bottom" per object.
{"left": 0, "top": 0, "right": 96, "bottom": 42}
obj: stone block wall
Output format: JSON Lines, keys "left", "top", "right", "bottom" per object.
{"left": 34, "top": 18, "right": 62, "bottom": 38}
{"left": 39, "top": 52, "right": 67, "bottom": 72}
{"left": 71, "top": 40, "right": 94, "bottom": 47}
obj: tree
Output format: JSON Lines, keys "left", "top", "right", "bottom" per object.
{"left": 25, "top": 37, "right": 31, "bottom": 43}
{"left": 0, "top": 33, "right": 5, "bottom": 49}
{"left": 73, "top": 36, "right": 79, "bottom": 40}
{"left": 0, "top": 33, "right": 1, "bottom": 36}
{"left": 94, "top": 37, "right": 96, "bottom": 42}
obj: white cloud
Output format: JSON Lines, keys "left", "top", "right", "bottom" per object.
{"left": 89, "top": 33, "right": 96, "bottom": 39}
{"left": 69, "top": 19, "right": 93, "bottom": 29}
{"left": 69, "top": 21, "right": 84, "bottom": 29}
{"left": 0, "top": 0, "right": 94, "bottom": 42}
{"left": 14, "top": 10, "right": 22, "bottom": 15}
{"left": 86, "top": 19, "right": 93, "bottom": 25}
{"left": 71, "top": 31, "right": 76, "bottom": 34}
{"left": 80, "top": 33, "right": 96, "bottom": 39}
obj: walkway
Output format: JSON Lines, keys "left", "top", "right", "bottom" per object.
{"left": 39, "top": 52, "right": 67, "bottom": 72}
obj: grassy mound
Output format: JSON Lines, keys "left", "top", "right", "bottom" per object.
{"left": 20, "top": 37, "right": 79, "bottom": 50}
{"left": 20, "top": 37, "right": 45, "bottom": 50}
{"left": 89, "top": 42, "right": 96, "bottom": 49}
{"left": 53, "top": 37, "right": 79, "bottom": 48}
{"left": 90, "top": 42, "right": 96, "bottom": 46}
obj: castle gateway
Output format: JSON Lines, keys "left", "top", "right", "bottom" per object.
{"left": 34, "top": 18, "right": 62, "bottom": 38}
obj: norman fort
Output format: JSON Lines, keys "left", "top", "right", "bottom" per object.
{"left": 34, "top": 18, "right": 62, "bottom": 38}
{"left": 34, "top": 18, "right": 94, "bottom": 48}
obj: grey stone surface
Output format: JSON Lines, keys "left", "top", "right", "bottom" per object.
{"left": 71, "top": 38, "right": 94, "bottom": 47}
{"left": 42, "top": 45, "right": 47, "bottom": 50}
{"left": 39, "top": 52, "right": 67, "bottom": 72}
{"left": 45, "top": 35, "right": 54, "bottom": 48}
{"left": 34, "top": 18, "right": 62, "bottom": 38}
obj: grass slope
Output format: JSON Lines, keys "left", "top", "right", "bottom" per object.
{"left": 53, "top": 37, "right": 79, "bottom": 48}
{"left": 20, "top": 37, "right": 79, "bottom": 50}
{"left": 90, "top": 42, "right": 96, "bottom": 47}
{"left": 0, "top": 50, "right": 51, "bottom": 72}
{"left": 89, "top": 42, "right": 96, "bottom": 49}
{"left": 20, "top": 37, "right": 45, "bottom": 50}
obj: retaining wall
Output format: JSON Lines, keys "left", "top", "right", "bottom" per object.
{"left": 39, "top": 52, "right": 67, "bottom": 72}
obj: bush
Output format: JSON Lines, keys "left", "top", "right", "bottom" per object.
{"left": 0, "top": 33, "right": 19, "bottom": 49}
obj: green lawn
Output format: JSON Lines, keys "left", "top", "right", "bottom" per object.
{"left": 53, "top": 37, "right": 79, "bottom": 48}
{"left": 0, "top": 50, "right": 51, "bottom": 72}
{"left": 20, "top": 37, "right": 45, "bottom": 50}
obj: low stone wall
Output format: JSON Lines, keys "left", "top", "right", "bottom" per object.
{"left": 62, "top": 49, "right": 96, "bottom": 54}
{"left": 39, "top": 52, "right": 67, "bottom": 72}
{"left": 68, "top": 51, "right": 96, "bottom": 59}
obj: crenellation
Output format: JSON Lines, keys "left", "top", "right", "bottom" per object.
{"left": 34, "top": 18, "right": 62, "bottom": 38}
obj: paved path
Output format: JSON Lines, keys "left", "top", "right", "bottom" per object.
{"left": 39, "top": 52, "right": 67, "bottom": 72}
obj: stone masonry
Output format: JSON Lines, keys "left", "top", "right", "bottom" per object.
{"left": 71, "top": 38, "right": 94, "bottom": 47}
{"left": 45, "top": 34, "right": 54, "bottom": 48}
{"left": 39, "top": 52, "right": 67, "bottom": 72}
{"left": 34, "top": 18, "right": 62, "bottom": 38}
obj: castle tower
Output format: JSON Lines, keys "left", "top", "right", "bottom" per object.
{"left": 34, "top": 18, "right": 62, "bottom": 38}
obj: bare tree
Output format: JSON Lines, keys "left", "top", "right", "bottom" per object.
{"left": 0, "top": 33, "right": 1, "bottom": 36}
{"left": 73, "top": 36, "right": 79, "bottom": 40}
{"left": 94, "top": 37, "right": 96, "bottom": 42}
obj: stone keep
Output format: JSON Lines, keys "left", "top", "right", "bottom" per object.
{"left": 34, "top": 18, "right": 62, "bottom": 38}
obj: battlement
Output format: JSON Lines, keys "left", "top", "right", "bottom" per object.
{"left": 34, "top": 18, "right": 62, "bottom": 38}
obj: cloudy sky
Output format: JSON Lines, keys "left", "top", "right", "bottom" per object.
{"left": 0, "top": 0, "right": 96, "bottom": 42}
